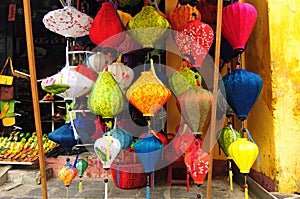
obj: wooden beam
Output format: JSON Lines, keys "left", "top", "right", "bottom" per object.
{"left": 22, "top": 0, "right": 48, "bottom": 198}
{"left": 206, "top": 0, "right": 223, "bottom": 198}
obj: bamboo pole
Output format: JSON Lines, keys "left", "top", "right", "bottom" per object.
{"left": 23, "top": 0, "right": 48, "bottom": 198}
{"left": 206, "top": 0, "right": 223, "bottom": 198}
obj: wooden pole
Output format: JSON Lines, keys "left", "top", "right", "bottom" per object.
{"left": 23, "top": 0, "right": 48, "bottom": 198}
{"left": 206, "top": 0, "right": 223, "bottom": 198}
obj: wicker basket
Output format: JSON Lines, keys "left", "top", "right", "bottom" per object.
{"left": 111, "top": 150, "right": 147, "bottom": 189}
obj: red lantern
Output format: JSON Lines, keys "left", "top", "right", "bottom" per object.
{"left": 89, "top": 2, "right": 126, "bottom": 48}
{"left": 175, "top": 20, "right": 214, "bottom": 67}
{"left": 222, "top": 2, "right": 257, "bottom": 54}
{"left": 184, "top": 144, "right": 209, "bottom": 185}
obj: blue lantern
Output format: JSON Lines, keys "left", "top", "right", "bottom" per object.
{"left": 104, "top": 126, "right": 133, "bottom": 150}
{"left": 134, "top": 133, "right": 163, "bottom": 199}
{"left": 222, "top": 69, "right": 262, "bottom": 121}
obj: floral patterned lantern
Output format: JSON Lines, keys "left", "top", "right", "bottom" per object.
{"left": 175, "top": 20, "right": 214, "bottom": 67}
{"left": 42, "top": 6, "right": 93, "bottom": 38}
{"left": 103, "top": 62, "right": 134, "bottom": 94}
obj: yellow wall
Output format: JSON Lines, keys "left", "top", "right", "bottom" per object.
{"left": 246, "top": 0, "right": 300, "bottom": 193}
{"left": 267, "top": 0, "right": 300, "bottom": 193}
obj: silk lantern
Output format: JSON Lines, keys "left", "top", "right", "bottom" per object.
{"left": 222, "top": 69, "right": 263, "bottom": 121}
{"left": 167, "top": 3, "right": 201, "bottom": 31}
{"left": 89, "top": 2, "right": 126, "bottom": 48}
{"left": 104, "top": 126, "right": 133, "bottom": 150}
{"left": 58, "top": 158, "right": 78, "bottom": 187}
{"left": 127, "top": 6, "right": 171, "bottom": 48}
{"left": 87, "top": 52, "right": 113, "bottom": 73}
{"left": 94, "top": 136, "right": 121, "bottom": 199}
{"left": 168, "top": 66, "right": 202, "bottom": 98}
{"left": 184, "top": 142, "right": 209, "bottom": 198}
{"left": 176, "top": 86, "right": 212, "bottom": 136}
{"left": 134, "top": 133, "right": 163, "bottom": 199}
{"left": 175, "top": 20, "right": 214, "bottom": 67}
{"left": 42, "top": 6, "right": 93, "bottom": 38}
{"left": 76, "top": 159, "right": 88, "bottom": 192}
{"left": 126, "top": 59, "right": 171, "bottom": 118}
{"left": 228, "top": 137, "right": 259, "bottom": 199}
{"left": 88, "top": 71, "right": 125, "bottom": 119}
{"left": 103, "top": 62, "right": 134, "bottom": 94}
{"left": 222, "top": 2, "right": 257, "bottom": 54}
{"left": 217, "top": 124, "right": 242, "bottom": 190}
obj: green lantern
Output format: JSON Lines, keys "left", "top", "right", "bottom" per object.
{"left": 88, "top": 71, "right": 125, "bottom": 119}
{"left": 76, "top": 159, "right": 88, "bottom": 192}
{"left": 168, "top": 66, "right": 202, "bottom": 98}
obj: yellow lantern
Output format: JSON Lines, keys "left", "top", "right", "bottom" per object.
{"left": 228, "top": 137, "right": 259, "bottom": 199}
{"left": 228, "top": 137, "right": 258, "bottom": 174}
{"left": 126, "top": 59, "right": 171, "bottom": 117}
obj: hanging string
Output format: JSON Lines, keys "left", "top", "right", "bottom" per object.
{"left": 197, "top": 184, "right": 202, "bottom": 198}
{"left": 236, "top": 54, "right": 241, "bottom": 70}
{"left": 66, "top": 186, "right": 69, "bottom": 199}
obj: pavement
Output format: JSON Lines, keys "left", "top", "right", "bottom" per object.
{"left": 0, "top": 174, "right": 257, "bottom": 199}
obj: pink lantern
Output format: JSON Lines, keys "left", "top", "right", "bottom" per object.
{"left": 222, "top": 2, "right": 257, "bottom": 54}
{"left": 175, "top": 20, "right": 214, "bottom": 67}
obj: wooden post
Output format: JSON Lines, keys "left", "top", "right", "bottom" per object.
{"left": 23, "top": 0, "right": 48, "bottom": 198}
{"left": 206, "top": 0, "right": 223, "bottom": 198}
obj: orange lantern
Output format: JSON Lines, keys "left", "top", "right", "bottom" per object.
{"left": 58, "top": 158, "right": 78, "bottom": 187}
{"left": 126, "top": 59, "right": 171, "bottom": 118}
{"left": 167, "top": 3, "right": 201, "bottom": 31}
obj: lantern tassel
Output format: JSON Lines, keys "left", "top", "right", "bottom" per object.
{"left": 66, "top": 186, "right": 69, "bottom": 199}
{"left": 244, "top": 175, "right": 248, "bottom": 199}
{"left": 146, "top": 174, "right": 150, "bottom": 199}
{"left": 229, "top": 160, "right": 233, "bottom": 191}
{"left": 78, "top": 179, "right": 83, "bottom": 192}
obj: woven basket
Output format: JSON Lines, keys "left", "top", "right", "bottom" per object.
{"left": 111, "top": 150, "right": 147, "bottom": 189}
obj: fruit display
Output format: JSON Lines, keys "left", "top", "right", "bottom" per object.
{"left": 0, "top": 131, "right": 57, "bottom": 163}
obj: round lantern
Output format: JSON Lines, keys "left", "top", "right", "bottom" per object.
{"left": 87, "top": 52, "right": 113, "bottom": 73}
{"left": 167, "top": 3, "right": 201, "bottom": 31}
{"left": 228, "top": 138, "right": 259, "bottom": 174}
{"left": 175, "top": 20, "right": 214, "bottom": 67}
{"left": 103, "top": 62, "right": 134, "bottom": 94}
{"left": 94, "top": 136, "right": 121, "bottom": 169}
{"left": 168, "top": 66, "right": 202, "bottom": 98}
{"left": 127, "top": 6, "right": 171, "bottom": 48}
{"left": 222, "top": 2, "right": 257, "bottom": 54}
{"left": 217, "top": 125, "right": 242, "bottom": 158}
{"left": 88, "top": 71, "right": 125, "bottom": 119}
{"left": 222, "top": 69, "right": 263, "bottom": 121}
{"left": 126, "top": 59, "right": 171, "bottom": 117}
{"left": 58, "top": 158, "right": 78, "bottom": 187}
{"left": 176, "top": 86, "right": 212, "bottom": 136}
